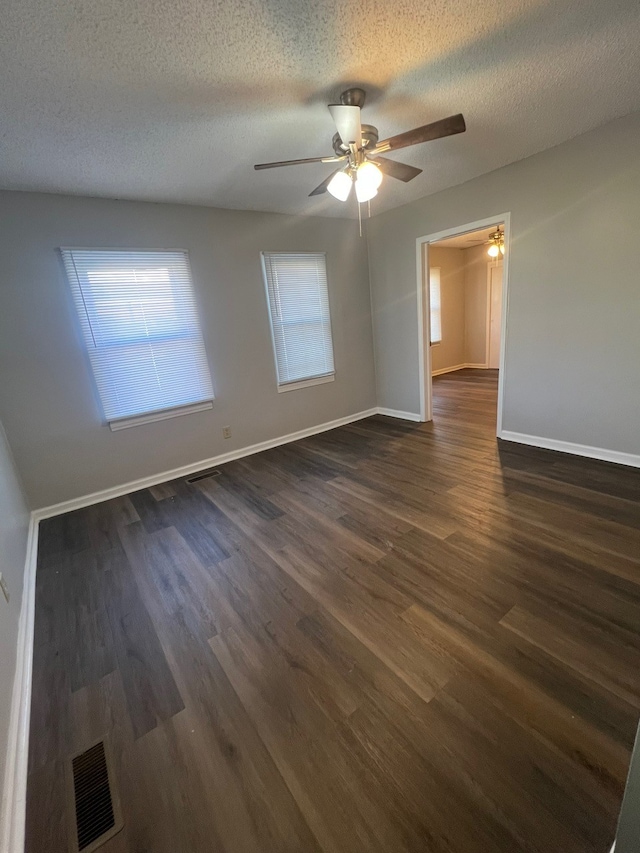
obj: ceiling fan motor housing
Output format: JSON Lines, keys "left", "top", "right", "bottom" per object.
{"left": 339, "top": 87, "right": 366, "bottom": 108}
{"left": 332, "top": 124, "right": 379, "bottom": 156}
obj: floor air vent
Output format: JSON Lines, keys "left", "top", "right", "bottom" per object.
{"left": 186, "top": 469, "right": 221, "bottom": 483}
{"left": 70, "top": 740, "right": 123, "bottom": 852}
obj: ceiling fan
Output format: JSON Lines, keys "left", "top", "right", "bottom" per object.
{"left": 486, "top": 226, "right": 505, "bottom": 257}
{"left": 254, "top": 88, "right": 466, "bottom": 203}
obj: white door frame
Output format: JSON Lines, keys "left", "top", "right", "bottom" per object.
{"left": 415, "top": 212, "right": 511, "bottom": 434}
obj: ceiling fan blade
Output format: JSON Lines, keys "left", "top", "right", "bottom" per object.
{"left": 373, "top": 113, "right": 466, "bottom": 154}
{"left": 328, "top": 104, "right": 362, "bottom": 147}
{"left": 254, "top": 155, "right": 345, "bottom": 170}
{"left": 308, "top": 168, "right": 343, "bottom": 197}
{"left": 369, "top": 156, "right": 422, "bottom": 182}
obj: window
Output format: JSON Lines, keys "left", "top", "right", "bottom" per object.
{"left": 429, "top": 267, "right": 442, "bottom": 345}
{"left": 62, "top": 249, "right": 214, "bottom": 429}
{"left": 261, "top": 252, "right": 335, "bottom": 391}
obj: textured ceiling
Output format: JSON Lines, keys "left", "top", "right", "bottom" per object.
{"left": 1, "top": 0, "right": 640, "bottom": 218}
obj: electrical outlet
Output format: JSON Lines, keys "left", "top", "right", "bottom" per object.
{"left": 0, "top": 573, "right": 9, "bottom": 604}
{"left": 222, "top": 426, "right": 231, "bottom": 439}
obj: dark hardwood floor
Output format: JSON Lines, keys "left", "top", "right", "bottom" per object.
{"left": 27, "top": 368, "right": 640, "bottom": 853}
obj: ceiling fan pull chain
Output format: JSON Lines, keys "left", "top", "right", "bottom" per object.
{"left": 358, "top": 196, "right": 362, "bottom": 237}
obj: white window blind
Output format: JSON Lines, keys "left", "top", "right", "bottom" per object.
{"left": 261, "top": 252, "right": 335, "bottom": 388}
{"left": 429, "top": 267, "right": 442, "bottom": 344}
{"left": 62, "top": 249, "right": 214, "bottom": 426}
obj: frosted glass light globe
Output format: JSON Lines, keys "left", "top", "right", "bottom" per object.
{"left": 327, "top": 171, "right": 352, "bottom": 201}
{"left": 355, "top": 162, "right": 382, "bottom": 202}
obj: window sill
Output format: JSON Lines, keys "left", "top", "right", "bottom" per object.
{"left": 109, "top": 400, "right": 213, "bottom": 431}
{"left": 430, "top": 342, "right": 441, "bottom": 347}
{"left": 277, "top": 374, "right": 335, "bottom": 393}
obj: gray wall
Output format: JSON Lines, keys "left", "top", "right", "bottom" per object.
{"left": 0, "top": 193, "right": 376, "bottom": 508}
{"left": 616, "top": 724, "right": 640, "bottom": 852}
{"left": 367, "top": 110, "right": 640, "bottom": 453}
{"left": 0, "top": 420, "right": 30, "bottom": 808}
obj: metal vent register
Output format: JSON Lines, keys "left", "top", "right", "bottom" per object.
{"left": 70, "top": 740, "right": 123, "bottom": 852}
{"left": 186, "top": 468, "right": 221, "bottom": 483}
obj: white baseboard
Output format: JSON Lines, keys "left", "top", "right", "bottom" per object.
{"left": 33, "top": 408, "right": 379, "bottom": 520}
{"left": 432, "top": 363, "right": 466, "bottom": 376}
{"left": 376, "top": 408, "right": 422, "bottom": 422}
{"left": 0, "top": 516, "right": 39, "bottom": 853}
{"left": 499, "top": 430, "right": 640, "bottom": 469}
{"left": 432, "top": 362, "right": 488, "bottom": 376}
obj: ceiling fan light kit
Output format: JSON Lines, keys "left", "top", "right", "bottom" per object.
{"left": 487, "top": 227, "right": 505, "bottom": 257}
{"left": 328, "top": 161, "right": 383, "bottom": 203}
{"left": 254, "top": 88, "right": 466, "bottom": 213}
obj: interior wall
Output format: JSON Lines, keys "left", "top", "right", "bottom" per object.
{"left": 0, "top": 420, "right": 30, "bottom": 814}
{"left": 429, "top": 246, "right": 465, "bottom": 372}
{"left": 367, "top": 110, "right": 640, "bottom": 456}
{"left": 464, "top": 245, "right": 491, "bottom": 366}
{"left": 0, "top": 192, "right": 377, "bottom": 508}
{"left": 616, "top": 723, "right": 640, "bottom": 853}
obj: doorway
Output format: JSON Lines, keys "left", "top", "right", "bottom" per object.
{"left": 416, "top": 213, "right": 510, "bottom": 433}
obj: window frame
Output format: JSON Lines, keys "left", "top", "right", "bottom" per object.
{"left": 260, "top": 251, "right": 336, "bottom": 392}
{"left": 61, "top": 246, "right": 214, "bottom": 430}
